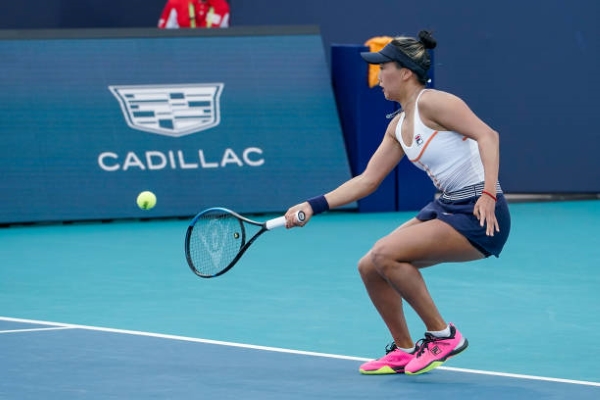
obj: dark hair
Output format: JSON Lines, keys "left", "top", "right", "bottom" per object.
{"left": 391, "top": 30, "right": 437, "bottom": 84}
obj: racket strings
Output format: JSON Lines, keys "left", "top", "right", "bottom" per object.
{"left": 187, "top": 210, "right": 245, "bottom": 277}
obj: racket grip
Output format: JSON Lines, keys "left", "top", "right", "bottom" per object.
{"left": 266, "top": 210, "right": 305, "bottom": 230}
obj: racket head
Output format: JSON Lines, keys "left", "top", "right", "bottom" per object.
{"left": 185, "top": 207, "right": 252, "bottom": 278}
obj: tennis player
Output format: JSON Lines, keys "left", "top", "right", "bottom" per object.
{"left": 284, "top": 30, "right": 511, "bottom": 375}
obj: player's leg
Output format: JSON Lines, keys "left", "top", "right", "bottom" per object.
{"left": 357, "top": 217, "right": 423, "bottom": 349}
{"left": 370, "top": 218, "right": 483, "bottom": 329}
{"left": 358, "top": 217, "right": 483, "bottom": 375}
{"left": 367, "top": 218, "right": 483, "bottom": 374}
{"left": 357, "top": 218, "right": 422, "bottom": 374}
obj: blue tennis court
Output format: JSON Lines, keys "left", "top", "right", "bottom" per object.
{"left": 1, "top": 200, "right": 599, "bottom": 398}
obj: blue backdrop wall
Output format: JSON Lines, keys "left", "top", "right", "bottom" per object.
{"left": 0, "top": 27, "right": 353, "bottom": 223}
{"left": 1, "top": 0, "right": 599, "bottom": 194}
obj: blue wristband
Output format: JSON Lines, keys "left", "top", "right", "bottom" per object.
{"left": 307, "top": 195, "right": 330, "bottom": 215}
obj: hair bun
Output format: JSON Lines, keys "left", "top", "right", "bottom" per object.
{"left": 418, "top": 30, "right": 437, "bottom": 50}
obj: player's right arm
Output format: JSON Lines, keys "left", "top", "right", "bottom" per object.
{"left": 286, "top": 115, "right": 404, "bottom": 226}
{"left": 324, "top": 114, "right": 405, "bottom": 209}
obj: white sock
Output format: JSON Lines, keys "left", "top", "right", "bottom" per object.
{"left": 427, "top": 324, "right": 451, "bottom": 338}
{"left": 399, "top": 346, "right": 416, "bottom": 353}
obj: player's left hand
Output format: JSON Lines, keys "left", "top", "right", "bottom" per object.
{"left": 473, "top": 196, "right": 499, "bottom": 236}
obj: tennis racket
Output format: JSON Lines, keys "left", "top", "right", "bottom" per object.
{"left": 184, "top": 207, "right": 305, "bottom": 278}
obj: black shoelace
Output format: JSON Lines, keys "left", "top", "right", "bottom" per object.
{"left": 384, "top": 342, "right": 398, "bottom": 354}
{"left": 414, "top": 332, "right": 453, "bottom": 358}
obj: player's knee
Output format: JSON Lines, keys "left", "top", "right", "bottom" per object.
{"left": 370, "top": 243, "right": 395, "bottom": 276}
{"left": 357, "top": 253, "right": 376, "bottom": 279}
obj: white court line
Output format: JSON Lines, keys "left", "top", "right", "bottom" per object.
{"left": 0, "top": 326, "right": 74, "bottom": 334}
{"left": 1, "top": 316, "right": 599, "bottom": 388}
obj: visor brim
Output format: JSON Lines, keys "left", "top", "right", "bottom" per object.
{"left": 360, "top": 51, "right": 394, "bottom": 64}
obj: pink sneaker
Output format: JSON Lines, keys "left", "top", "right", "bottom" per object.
{"left": 359, "top": 343, "right": 415, "bottom": 374}
{"left": 405, "top": 323, "right": 468, "bottom": 375}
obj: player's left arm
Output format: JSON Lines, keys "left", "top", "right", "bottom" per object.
{"left": 419, "top": 90, "right": 500, "bottom": 236}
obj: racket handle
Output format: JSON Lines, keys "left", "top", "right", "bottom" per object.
{"left": 266, "top": 210, "right": 306, "bottom": 230}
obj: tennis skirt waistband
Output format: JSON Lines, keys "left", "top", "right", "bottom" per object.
{"left": 440, "top": 182, "right": 503, "bottom": 202}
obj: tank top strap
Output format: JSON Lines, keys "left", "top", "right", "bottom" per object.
{"left": 413, "top": 88, "right": 429, "bottom": 130}
{"left": 395, "top": 111, "right": 406, "bottom": 146}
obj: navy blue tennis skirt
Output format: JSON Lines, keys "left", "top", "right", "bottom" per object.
{"left": 416, "top": 194, "right": 511, "bottom": 258}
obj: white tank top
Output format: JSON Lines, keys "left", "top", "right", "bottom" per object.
{"left": 395, "top": 90, "right": 485, "bottom": 193}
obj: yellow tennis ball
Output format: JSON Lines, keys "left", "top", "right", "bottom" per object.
{"left": 136, "top": 191, "right": 157, "bottom": 210}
